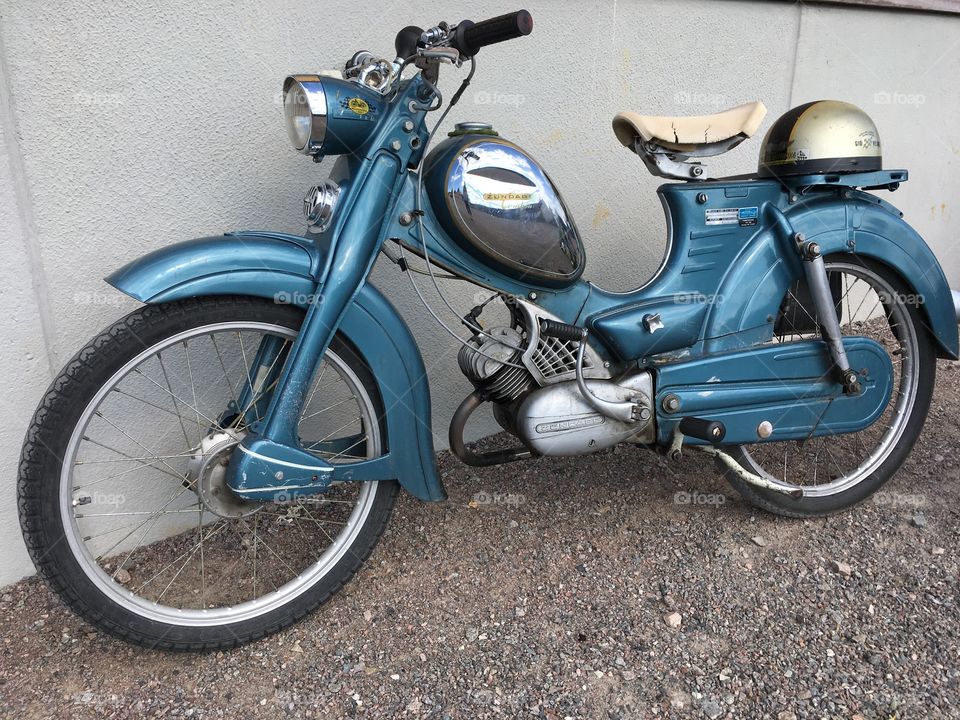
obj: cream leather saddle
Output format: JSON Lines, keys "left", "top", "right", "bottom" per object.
{"left": 612, "top": 101, "right": 767, "bottom": 180}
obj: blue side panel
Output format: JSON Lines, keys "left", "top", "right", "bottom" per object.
{"left": 580, "top": 180, "right": 787, "bottom": 359}
{"left": 105, "top": 231, "right": 445, "bottom": 501}
{"left": 579, "top": 179, "right": 957, "bottom": 363}
{"left": 589, "top": 293, "right": 709, "bottom": 360}
{"left": 655, "top": 337, "right": 894, "bottom": 445}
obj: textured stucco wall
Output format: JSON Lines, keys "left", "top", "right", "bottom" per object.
{"left": 1, "top": 0, "right": 957, "bottom": 585}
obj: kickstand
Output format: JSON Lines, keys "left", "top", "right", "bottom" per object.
{"left": 668, "top": 427, "right": 685, "bottom": 462}
{"left": 670, "top": 427, "right": 804, "bottom": 499}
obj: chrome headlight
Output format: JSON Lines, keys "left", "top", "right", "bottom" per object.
{"left": 303, "top": 181, "right": 340, "bottom": 232}
{"left": 283, "top": 75, "right": 327, "bottom": 155}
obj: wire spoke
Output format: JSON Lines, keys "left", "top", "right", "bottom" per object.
{"left": 62, "top": 321, "right": 377, "bottom": 618}
{"left": 210, "top": 333, "right": 241, "bottom": 411}
{"left": 745, "top": 263, "right": 916, "bottom": 492}
{"left": 158, "top": 353, "right": 194, "bottom": 449}
{"left": 79, "top": 436, "right": 187, "bottom": 484}
{"left": 92, "top": 411, "right": 187, "bottom": 483}
{"left": 132, "top": 367, "right": 226, "bottom": 433}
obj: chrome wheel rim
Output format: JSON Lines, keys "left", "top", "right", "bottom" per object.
{"left": 737, "top": 261, "right": 919, "bottom": 498}
{"left": 60, "top": 321, "right": 381, "bottom": 626}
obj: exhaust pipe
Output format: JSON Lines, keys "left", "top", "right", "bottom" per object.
{"left": 954, "top": 290, "right": 960, "bottom": 324}
{"left": 449, "top": 390, "right": 533, "bottom": 467}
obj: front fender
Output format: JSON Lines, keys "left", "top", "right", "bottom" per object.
{"left": 704, "top": 194, "right": 959, "bottom": 360}
{"left": 105, "top": 230, "right": 445, "bottom": 502}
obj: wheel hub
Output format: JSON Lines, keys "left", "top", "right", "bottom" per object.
{"left": 186, "top": 430, "right": 263, "bottom": 518}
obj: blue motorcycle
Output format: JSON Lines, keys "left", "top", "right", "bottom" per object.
{"left": 19, "top": 11, "right": 960, "bottom": 649}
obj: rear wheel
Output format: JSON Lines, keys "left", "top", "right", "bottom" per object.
{"left": 722, "top": 257, "right": 936, "bottom": 517}
{"left": 18, "top": 296, "right": 397, "bottom": 650}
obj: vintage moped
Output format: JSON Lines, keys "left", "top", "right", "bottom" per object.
{"left": 19, "top": 10, "right": 960, "bottom": 649}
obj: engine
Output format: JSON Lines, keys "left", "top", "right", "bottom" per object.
{"left": 452, "top": 298, "right": 655, "bottom": 460}
{"left": 457, "top": 325, "right": 533, "bottom": 404}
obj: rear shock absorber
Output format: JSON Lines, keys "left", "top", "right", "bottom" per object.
{"left": 796, "top": 234, "right": 861, "bottom": 394}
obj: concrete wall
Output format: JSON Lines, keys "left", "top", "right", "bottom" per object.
{"left": 1, "top": 0, "right": 957, "bottom": 585}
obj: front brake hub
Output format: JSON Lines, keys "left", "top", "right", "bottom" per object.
{"left": 185, "top": 430, "right": 264, "bottom": 518}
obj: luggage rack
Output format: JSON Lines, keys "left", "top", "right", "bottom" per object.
{"left": 782, "top": 168, "right": 908, "bottom": 192}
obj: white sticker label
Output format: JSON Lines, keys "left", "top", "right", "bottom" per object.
{"left": 705, "top": 208, "right": 739, "bottom": 225}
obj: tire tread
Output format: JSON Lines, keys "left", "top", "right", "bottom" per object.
{"left": 18, "top": 296, "right": 397, "bottom": 651}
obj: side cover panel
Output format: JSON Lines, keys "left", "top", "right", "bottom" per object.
{"left": 584, "top": 182, "right": 958, "bottom": 362}
{"left": 655, "top": 337, "right": 894, "bottom": 445}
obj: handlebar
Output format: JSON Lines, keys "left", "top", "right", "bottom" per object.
{"left": 451, "top": 10, "right": 533, "bottom": 57}
{"left": 389, "top": 10, "right": 532, "bottom": 79}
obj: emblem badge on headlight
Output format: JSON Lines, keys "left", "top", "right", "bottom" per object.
{"left": 347, "top": 98, "right": 370, "bottom": 115}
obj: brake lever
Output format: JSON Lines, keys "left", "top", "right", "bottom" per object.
{"left": 417, "top": 46, "right": 461, "bottom": 65}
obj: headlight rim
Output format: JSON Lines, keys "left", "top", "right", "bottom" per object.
{"left": 283, "top": 75, "right": 327, "bottom": 155}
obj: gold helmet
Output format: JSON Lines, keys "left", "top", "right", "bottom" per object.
{"left": 758, "top": 100, "right": 881, "bottom": 177}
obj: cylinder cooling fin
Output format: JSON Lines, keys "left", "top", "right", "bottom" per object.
{"left": 455, "top": 295, "right": 606, "bottom": 405}
{"left": 457, "top": 326, "right": 532, "bottom": 403}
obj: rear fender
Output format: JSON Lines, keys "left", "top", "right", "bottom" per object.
{"left": 105, "top": 231, "right": 445, "bottom": 501}
{"left": 704, "top": 193, "right": 959, "bottom": 359}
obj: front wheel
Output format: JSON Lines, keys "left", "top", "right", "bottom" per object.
{"left": 722, "top": 257, "right": 937, "bottom": 517}
{"left": 18, "top": 296, "right": 397, "bottom": 650}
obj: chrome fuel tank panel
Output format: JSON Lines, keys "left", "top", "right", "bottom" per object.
{"left": 425, "top": 135, "right": 585, "bottom": 287}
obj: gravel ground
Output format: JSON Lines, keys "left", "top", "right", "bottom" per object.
{"left": 2, "top": 360, "right": 959, "bottom": 719}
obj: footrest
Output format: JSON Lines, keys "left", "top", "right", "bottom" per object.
{"left": 678, "top": 416, "right": 726, "bottom": 444}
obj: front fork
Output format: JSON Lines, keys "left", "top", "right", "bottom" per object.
{"left": 224, "top": 153, "right": 402, "bottom": 501}
{"left": 795, "top": 233, "right": 862, "bottom": 394}
{"left": 232, "top": 335, "right": 289, "bottom": 426}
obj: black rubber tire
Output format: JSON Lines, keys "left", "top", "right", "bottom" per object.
{"left": 18, "top": 296, "right": 398, "bottom": 651}
{"left": 722, "top": 257, "right": 937, "bottom": 518}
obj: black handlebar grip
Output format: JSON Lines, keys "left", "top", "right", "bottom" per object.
{"left": 453, "top": 10, "right": 533, "bottom": 57}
